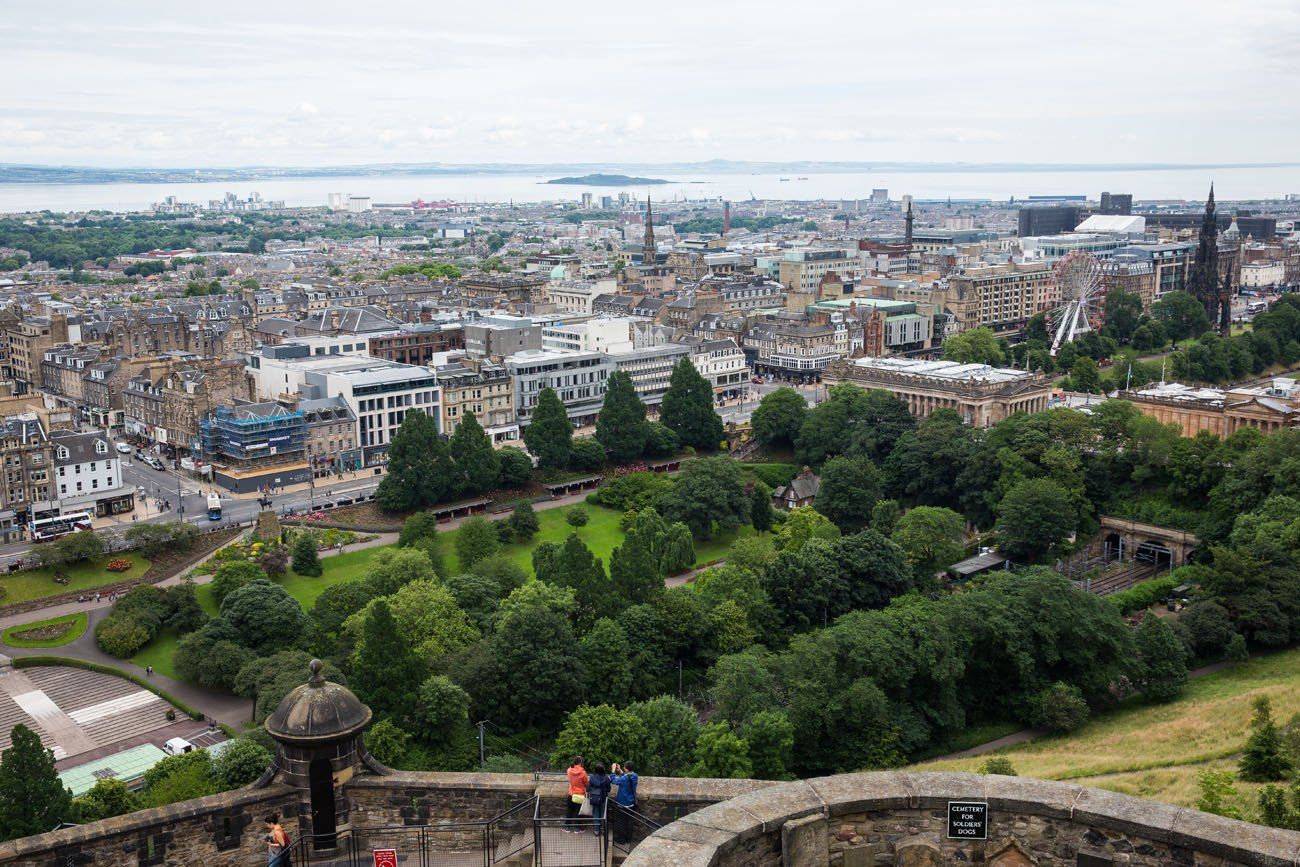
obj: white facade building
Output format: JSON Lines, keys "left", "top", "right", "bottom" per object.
{"left": 542, "top": 318, "right": 635, "bottom": 354}
{"left": 50, "top": 430, "right": 132, "bottom": 516}
{"left": 504, "top": 349, "right": 612, "bottom": 427}
{"left": 246, "top": 346, "right": 440, "bottom": 465}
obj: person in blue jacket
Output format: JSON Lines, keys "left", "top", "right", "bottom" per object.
{"left": 609, "top": 761, "right": 639, "bottom": 844}
{"left": 585, "top": 762, "right": 612, "bottom": 836}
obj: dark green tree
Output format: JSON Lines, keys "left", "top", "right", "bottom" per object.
{"left": 71, "top": 778, "right": 140, "bottom": 822}
{"left": 1070, "top": 356, "right": 1103, "bottom": 394}
{"left": 204, "top": 579, "right": 308, "bottom": 655}
{"left": 795, "top": 385, "right": 913, "bottom": 467}
{"left": 744, "top": 710, "right": 795, "bottom": 780}
{"left": 291, "top": 533, "right": 322, "bottom": 577}
{"left": 210, "top": 558, "right": 266, "bottom": 608}
{"left": 627, "top": 695, "right": 700, "bottom": 776}
{"left": 0, "top": 724, "right": 71, "bottom": 841}
{"left": 750, "top": 387, "right": 808, "bottom": 447}
{"left": 350, "top": 600, "right": 426, "bottom": 724}
{"left": 507, "top": 501, "right": 540, "bottom": 541}
{"left": 660, "top": 456, "right": 749, "bottom": 539}
{"left": 454, "top": 516, "right": 500, "bottom": 570}
{"left": 996, "top": 478, "right": 1078, "bottom": 561}
{"left": 750, "top": 481, "right": 774, "bottom": 533}
{"left": 1152, "top": 290, "right": 1211, "bottom": 342}
{"left": 814, "top": 455, "right": 883, "bottom": 532}
{"left": 568, "top": 436, "right": 606, "bottom": 471}
{"left": 1240, "top": 697, "right": 1292, "bottom": 782}
{"left": 690, "top": 722, "right": 752, "bottom": 778}
{"left": 523, "top": 387, "right": 573, "bottom": 470}
{"left": 497, "top": 446, "right": 534, "bottom": 486}
{"left": 944, "top": 327, "right": 1004, "bottom": 365}
{"left": 449, "top": 412, "right": 501, "bottom": 496}
{"left": 660, "top": 359, "right": 724, "bottom": 451}
{"left": 1135, "top": 613, "right": 1189, "bottom": 703}
{"left": 596, "top": 370, "right": 649, "bottom": 464}
{"left": 579, "top": 618, "right": 634, "bottom": 706}
{"left": 609, "top": 534, "right": 663, "bottom": 607}
{"left": 376, "top": 409, "right": 454, "bottom": 511}
{"left": 1104, "top": 288, "right": 1144, "bottom": 343}
{"left": 892, "top": 506, "right": 966, "bottom": 580}
{"left": 474, "top": 594, "right": 584, "bottom": 729}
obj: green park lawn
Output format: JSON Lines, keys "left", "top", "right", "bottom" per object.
{"left": 1, "top": 612, "right": 88, "bottom": 647}
{"left": 138, "top": 502, "right": 758, "bottom": 682}
{"left": 912, "top": 647, "right": 1300, "bottom": 816}
{"left": 0, "top": 552, "right": 150, "bottom": 605}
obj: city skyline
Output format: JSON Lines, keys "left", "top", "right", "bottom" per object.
{"left": 3, "top": 0, "right": 1298, "bottom": 168}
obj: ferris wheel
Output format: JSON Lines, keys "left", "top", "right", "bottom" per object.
{"left": 1049, "top": 250, "right": 1103, "bottom": 355}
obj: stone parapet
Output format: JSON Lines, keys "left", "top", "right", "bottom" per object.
{"left": 623, "top": 772, "right": 1300, "bottom": 867}
{"left": 0, "top": 784, "right": 297, "bottom": 867}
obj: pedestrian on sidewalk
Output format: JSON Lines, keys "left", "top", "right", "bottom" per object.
{"left": 145, "top": 665, "right": 153, "bottom": 677}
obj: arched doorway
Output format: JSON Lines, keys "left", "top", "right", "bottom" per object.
{"left": 308, "top": 758, "right": 337, "bottom": 847}
{"left": 1135, "top": 541, "right": 1173, "bottom": 569}
{"left": 1103, "top": 532, "right": 1123, "bottom": 561}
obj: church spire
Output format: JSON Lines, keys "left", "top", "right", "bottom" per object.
{"left": 643, "top": 196, "right": 656, "bottom": 268}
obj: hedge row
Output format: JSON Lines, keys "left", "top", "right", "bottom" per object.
{"left": 1108, "top": 574, "right": 1182, "bottom": 615}
{"left": 13, "top": 655, "right": 207, "bottom": 723}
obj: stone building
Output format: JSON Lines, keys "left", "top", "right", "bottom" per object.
{"left": 123, "top": 358, "right": 254, "bottom": 454}
{"left": 825, "top": 356, "right": 1051, "bottom": 428}
{"left": 0, "top": 412, "right": 53, "bottom": 532}
{"left": 459, "top": 273, "right": 548, "bottom": 306}
{"left": 300, "top": 396, "right": 361, "bottom": 476}
{"left": 108, "top": 311, "right": 190, "bottom": 357}
{"left": 434, "top": 358, "right": 517, "bottom": 443}
{"left": 367, "top": 322, "right": 466, "bottom": 365}
{"left": 944, "top": 262, "right": 1054, "bottom": 334}
{"left": 4, "top": 314, "right": 65, "bottom": 394}
{"left": 1119, "top": 379, "right": 1300, "bottom": 437}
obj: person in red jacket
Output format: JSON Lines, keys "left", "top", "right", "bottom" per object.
{"left": 565, "top": 756, "right": 588, "bottom": 832}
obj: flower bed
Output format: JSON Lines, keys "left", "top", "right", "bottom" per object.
{"left": 105, "top": 558, "right": 134, "bottom": 572}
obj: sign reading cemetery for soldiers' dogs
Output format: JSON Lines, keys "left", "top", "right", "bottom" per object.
{"left": 946, "top": 801, "right": 988, "bottom": 839}
{"left": 373, "top": 849, "right": 398, "bottom": 867}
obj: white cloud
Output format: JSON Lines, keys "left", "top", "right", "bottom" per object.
{"left": 0, "top": 0, "right": 1294, "bottom": 166}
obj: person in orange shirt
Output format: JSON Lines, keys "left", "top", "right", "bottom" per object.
{"left": 565, "top": 756, "right": 588, "bottom": 832}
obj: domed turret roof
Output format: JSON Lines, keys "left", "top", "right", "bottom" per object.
{"left": 265, "top": 660, "right": 372, "bottom": 746}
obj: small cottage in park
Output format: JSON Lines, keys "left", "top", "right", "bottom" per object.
{"left": 773, "top": 466, "right": 820, "bottom": 510}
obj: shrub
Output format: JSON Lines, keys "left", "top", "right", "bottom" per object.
{"left": 94, "top": 615, "right": 152, "bottom": 658}
{"left": 212, "top": 738, "right": 273, "bottom": 788}
{"left": 744, "top": 463, "right": 798, "bottom": 490}
{"left": 979, "top": 757, "right": 1017, "bottom": 776}
{"left": 105, "top": 558, "right": 133, "bottom": 573}
{"left": 1026, "top": 682, "right": 1090, "bottom": 733}
{"left": 1108, "top": 574, "right": 1180, "bottom": 615}
{"left": 569, "top": 437, "right": 606, "bottom": 472}
{"left": 566, "top": 507, "right": 589, "bottom": 527}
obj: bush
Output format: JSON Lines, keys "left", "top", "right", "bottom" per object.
{"left": 497, "top": 447, "right": 534, "bottom": 487}
{"left": 212, "top": 738, "right": 274, "bottom": 788}
{"left": 569, "top": 437, "right": 606, "bottom": 472}
{"left": 566, "top": 507, "right": 589, "bottom": 527}
{"left": 593, "top": 472, "right": 673, "bottom": 512}
{"left": 1027, "top": 682, "right": 1090, "bottom": 733}
{"left": 980, "top": 757, "right": 1017, "bottom": 776}
{"left": 507, "top": 502, "right": 540, "bottom": 542}
{"left": 210, "top": 560, "right": 268, "bottom": 608}
{"left": 1108, "top": 574, "right": 1180, "bottom": 615}
{"left": 105, "top": 558, "right": 133, "bottom": 573}
{"left": 94, "top": 615, "right": 152, "bottom": 658}
{"left": 291, "top": 533, "right": 322, "bottom": 577}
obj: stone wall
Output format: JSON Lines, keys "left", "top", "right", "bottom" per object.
{"left": 0, "top": 784, "right": 298, "bottom": 867}
{"left": 624, "top": 772, "right": 1300, "bottom": 867}
{"left": 11, "top": 770, "right": 1293, "bottom": 867}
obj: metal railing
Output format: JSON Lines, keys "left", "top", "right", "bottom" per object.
{"left": 608, "top": 802, "right": 662, "bottom": 859}
{"left": 282, "top": 796, "right": 540, "bottom": 867}
{"left": 532, "top": 795, "right": 606, "bottom": 867}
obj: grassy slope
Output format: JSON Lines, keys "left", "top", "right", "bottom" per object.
{"left": 912, "top": 648, "right": 1300, "bottom": 815}
{"left": 0, "top": 552, "right": 149, "bottom": 604}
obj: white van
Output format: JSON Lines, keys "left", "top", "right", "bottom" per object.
{"left": 162, "top": 737, "right": 195, "bottom": 756}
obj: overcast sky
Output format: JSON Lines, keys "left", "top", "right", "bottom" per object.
{"left": 2, "top": 0, "right": 1297, "bottom": 168}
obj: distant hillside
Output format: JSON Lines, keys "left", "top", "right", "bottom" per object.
{"left": 546, "top": 174, "right": 670, "bottom": 185}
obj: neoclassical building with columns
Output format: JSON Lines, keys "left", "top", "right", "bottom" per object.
{"left": 823, "top": 356, "right": 1052, "bottom": 428}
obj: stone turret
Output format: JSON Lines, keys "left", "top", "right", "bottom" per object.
{"left": 262, "top": 660, "right": 387, "bottom": 849}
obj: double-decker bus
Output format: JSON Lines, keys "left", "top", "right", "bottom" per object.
{"left": 27, "top": 512, "right": 94, "bottom": 543}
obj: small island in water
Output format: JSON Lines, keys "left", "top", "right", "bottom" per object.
{"left": 546, "top": 173, "right": 670, "bottom": 185}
